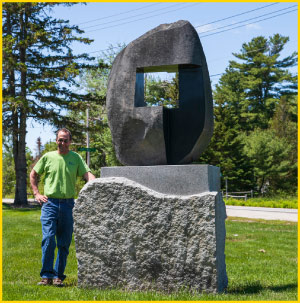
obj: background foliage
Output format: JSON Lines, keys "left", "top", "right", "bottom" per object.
{"left": 2, "top": 5, "right": 297, "bottom": 201}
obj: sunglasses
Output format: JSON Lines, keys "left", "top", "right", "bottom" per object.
{"left": 57, "top": 139, "right": 69, "bottom": 143}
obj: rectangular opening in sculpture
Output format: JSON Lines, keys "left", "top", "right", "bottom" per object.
{"left": 135, "top": 65, "right": 179, "bottom": 109}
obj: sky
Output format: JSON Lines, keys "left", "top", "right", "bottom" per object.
{"left": 26, "top": 1, "right": 298, "bottom": 155}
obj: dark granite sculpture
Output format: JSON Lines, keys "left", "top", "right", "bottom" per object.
{"left": 106, "top": 20, "right": 213, "bottom": 165}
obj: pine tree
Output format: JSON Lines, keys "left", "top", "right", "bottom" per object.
{"left": 241, "top": 129, "right": 292, "bottom": 193}
{"left": 2, "top": 3, "right": 97, "bottom": 205}
{"left": 268, "top": 95, "right": 297, "bottom": 193}
{"left": 198, "top": 96, "right": 254, "bottom": 191}
{"left": 228, "top": 34, "right": 297, "bottom": 131}
{"left": 199, "top": 34, "right": 297, "bottom": 194}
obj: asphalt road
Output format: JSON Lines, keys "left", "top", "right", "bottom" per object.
{"left": 226, "top": 205, "right": 298, "bottom": 222}
{"left": 3, "top": 199, "right": 298, "bottom": 222}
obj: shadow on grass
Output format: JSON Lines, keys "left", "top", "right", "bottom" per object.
{"left": 2, "top": 202, "right": 41, "bottom": 211}
{"left": 229, "top": 282, "right": 297, "bottom": 295}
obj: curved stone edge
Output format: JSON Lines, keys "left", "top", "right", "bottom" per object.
{"left": 78, "top": 177, "right": 218, "bottom": 200}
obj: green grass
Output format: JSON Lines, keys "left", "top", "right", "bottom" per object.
{"left": 224, "top": 196, "right": 298, "bottom": 209}
{"left": 2, "top": 204, "right": 298, "bottom": 301}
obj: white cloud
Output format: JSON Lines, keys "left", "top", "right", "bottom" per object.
{"left": 196, "top": 24, "right": 218, "bottom": 34}
{"left": 245, "top": 23, "right": 261, "bottom": 30}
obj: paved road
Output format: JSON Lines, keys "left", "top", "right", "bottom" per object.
{"left": 226, "top": 205, "right": 298, "bottom": 222}
{"left": 3, "top": 199, "right": 298, "bottom": 222}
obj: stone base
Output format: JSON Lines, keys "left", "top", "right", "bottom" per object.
{"left": 74, "top": 170, "right": 228, "bottom": 293}
{"left": 101, "top": 165, "right": 220, "bottom": 196}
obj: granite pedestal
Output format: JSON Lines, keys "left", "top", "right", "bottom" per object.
{"left": 73, "top": 165, "right": 227, "bottom": 293}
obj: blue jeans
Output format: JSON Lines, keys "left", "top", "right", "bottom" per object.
{"left": 40, "top": 198, "right": 74, "bottom": 281}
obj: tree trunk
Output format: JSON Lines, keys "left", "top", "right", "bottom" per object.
{"left": 14, "top": 109, "right": 28, "bottom": 206}
{"left": 258, "top": 176, "right": 265, "bottom": 194}
{"left": 14, "top": 6, "right": 28, "bottom": 206}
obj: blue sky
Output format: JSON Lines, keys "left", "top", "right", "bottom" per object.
{"left": 26, "top": 2, "right": 298, "bottom": 154}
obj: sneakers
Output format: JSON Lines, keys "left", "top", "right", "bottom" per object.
{"left": 37, "top": 278, "right": 53, "bottom": 286}
{"left": 37, "top": 277, "right": 64, "bottom": 287}
{"left": 53, "top": 278, "right": 64, "bottom": 287}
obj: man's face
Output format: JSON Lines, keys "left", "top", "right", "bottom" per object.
{"left": 56, "top": 131, "right": 71, "bottom": 154}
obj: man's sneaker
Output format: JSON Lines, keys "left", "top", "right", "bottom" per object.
{"left": 53, "top": 278, "right": 64, "bottom": 287}
{"left": 37, "top": 278, "right": 53, "bottom": 286}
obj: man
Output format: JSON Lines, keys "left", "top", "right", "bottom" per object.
{"left": 30, "top": 128, "right": 95, "bottom": 287}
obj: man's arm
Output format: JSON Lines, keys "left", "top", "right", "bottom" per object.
{"left": 83, "top": 171, "right": 96, "bottom": 182}
{"left": 29, "top": 169, "right": 48, "bottom": 205}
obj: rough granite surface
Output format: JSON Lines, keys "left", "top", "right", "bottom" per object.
{"left": 74, "top": 177, "right": 227, "bottom": 293}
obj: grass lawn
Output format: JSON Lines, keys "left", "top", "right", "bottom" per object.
{"left": 2, "top": 203, "right": 298, "bottom": 301}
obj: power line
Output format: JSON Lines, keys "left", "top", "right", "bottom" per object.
{"left": 210, "top": 73, "right": 224, "bottom": 78}
{"left": 208, "top": 40, "right": 297, "bottom": 64}
{"left": 83, "top": 13, "right": 297, "bottom": 59}
{"left": 210, "top": 64, "right": 298, "bottom": 79}
{"left": 75, "top": 6, "right": 297, "bottom": 75}
{"left": 198, "top": 5, "right": 297, "bottom": 35}
{"left": 82, "top": 4, "right": 296, "bottom": 55}
{"left": 79, "top": 37, "right": 298, "bottom": 66}
{"left": 200, "top": 8, "right": 297, "bottom": 38}
{"left": 195, "top": 2, "right": 279, "bottom": 30}
{"left": 83, "top": 2, "right": 280, "bottom": 33}
{"left": 86, "top": 38, "right": 297, "bottom": 61}
{"left": 82, "top": 3, "right": 184, "bottom": 30}
{"left": 86, "top": 3, "right": 200, "bottom": 33}
{"left": 77, "top": 3, "right": 162, "bottom": 25}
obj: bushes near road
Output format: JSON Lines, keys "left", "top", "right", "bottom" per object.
{"left": 224, "top": 196, "right": 298, "bottom": 209}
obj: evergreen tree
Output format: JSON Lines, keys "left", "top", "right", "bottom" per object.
{"left": 2, "top": 3, "right": 98, "bottom": 205}
{"left": 198, "top": 34, "right": 297, "bottom": 194}
{"left": 218, "top": 34, "right": 297, "bottom": 131}
{"left": 198, "top": 96, "right": 254, "bottom": 192}
{"left": 268, "top": 95, "right": 297, "bottom": 193}
{"left": 241, "top": 129, "right": 293, "bottom": 194}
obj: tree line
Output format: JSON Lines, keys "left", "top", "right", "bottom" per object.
{"left": 2, "top": 3, "right": 298, "bottom": 205}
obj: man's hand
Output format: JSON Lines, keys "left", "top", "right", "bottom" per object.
{"left": 30, "top": 169, "right": 48, "bottom": 205}
{"left": 84, "top": 171, "right": 96, "bottom": 182}
{"left": 34, "top": 193, "right": 48, "bottom": 205}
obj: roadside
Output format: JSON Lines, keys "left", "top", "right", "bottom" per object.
{"left": 226, "top": 205, "right": 298, "bottom": 222}
{"left": 3, "top": 199, "right": 298, "bottom": 222}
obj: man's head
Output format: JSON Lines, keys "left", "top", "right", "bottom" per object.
{"left": 56, "top": 128, "right": 72, "bottom": 154}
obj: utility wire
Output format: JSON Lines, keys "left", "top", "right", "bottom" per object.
{"left": 82, "top": 3, "right": 184, "bottom": 30}
{"left": 86, "top": 3, "right": 200, "bottom": 33}
{"left": 81, "top": 38, "right": 298, "bottom": 65}
{"left": 77, "top": 3, "right": 161, "bottom": 25}
{"left": 208, "top": 40, "right": 297, "bottom": 64}
{"left": 200, "top": 8, "right": 297, "bottom": 38}
{"left": 77, "top": 6, "right": 297, "bottom": 77}
{"left": 210, "top": 64, "right": 298, "bottom": 79}
{"left": 83, "top": 8, "right": 297, "bottom": 58}
{"left": 87, "top": 40, "right": 297, "bottom": 61}
{"left": 84, "top": 2, "right": 284, "bottom": 33}
{"left": 195, "top": 2, "right": 279, "bottom": 30}
{"left": 83, "top": 3, "right": 295, "bottom": 53}
{"left": 198, "top": 5, "right": 297, "bottom": 35}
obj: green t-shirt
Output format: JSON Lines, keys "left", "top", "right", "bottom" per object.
{"left": 33, "top": 151, "right": 90, "bottom": 199}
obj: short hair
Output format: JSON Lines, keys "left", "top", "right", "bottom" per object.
{"left": 56, "top": 128, "right": 72, "bottom": 140}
